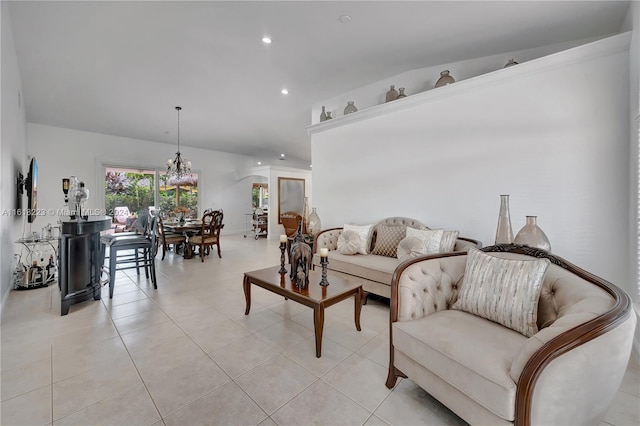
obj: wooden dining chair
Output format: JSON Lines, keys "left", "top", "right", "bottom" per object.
{"left": 189, "top": 210, "right": 224, "bottom": 262}
{"left": 157, "top": 215, "right": 187, "bottom": 260}
{"left": 280, "top": 211, "right": 302, "bottom": 237}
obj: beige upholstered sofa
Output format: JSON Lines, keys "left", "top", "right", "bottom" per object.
{"left": 386, "top": 244, "right": 636, "bottom": 426}
{"left": 312, "top": 217, "right": 481, "bottom": 299}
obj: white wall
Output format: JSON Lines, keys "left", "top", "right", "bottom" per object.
{"left": 237, "top": 165, "right": 312, "bottom": 239}
{"left": 27, "top": 124, "right": 256, "bottom": 235}
{"left": 311, "top": 34, "right": 631, "bottom": 292}
{"left": 1, "top": 3, "right": 28, "bottom": 310}
{"left": 312, "top": 35, "right": 612, "bottom": 124}
{"left": 268, "top": 166, "right": 312, "bottom": 239}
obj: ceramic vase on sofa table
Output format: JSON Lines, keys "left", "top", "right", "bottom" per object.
{"left": 514, "top": 216, "right": 551, "bottom": 252}
{"left": 495, "top": 194, "right": 514, "bottom": 244}
{"left": 307, "top": 208, "right": 321, "bottom": 237}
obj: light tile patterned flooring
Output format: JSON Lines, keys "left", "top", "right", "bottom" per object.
{"left": 1, "top": 235, "right": 639, "bottom": 425}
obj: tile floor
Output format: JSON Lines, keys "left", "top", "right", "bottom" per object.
{"left": 1, "top": 235, "right": 639, "bottom": 425}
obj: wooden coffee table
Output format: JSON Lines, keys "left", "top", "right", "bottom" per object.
{"left": 243, "top": 266, "right": 363, "bottom": 358}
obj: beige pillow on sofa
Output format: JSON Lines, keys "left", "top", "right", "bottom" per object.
{"left": 452, "top": 248, "right": 550, "bottom": 337}
{"left": 337, "top": 230, "right": 361, "bottom": 255}
{"left": 343, "top": 224, "right": 374, "bottom": 255}
{"left": 406, "top": 228, "right": 444, "bottom": 254}
{"left": 397, "top": 236, "right": 425, "bottom": 262}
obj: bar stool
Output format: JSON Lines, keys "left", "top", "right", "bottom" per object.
{"left": 100, "top": 214, "right": 158, "bottom": 298}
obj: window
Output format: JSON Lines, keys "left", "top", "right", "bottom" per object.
{"left": 159, "top": 172, "right": 199, "bottom": 218}
{"left": 104, "top": 166, "right": 199, "bottom": 225}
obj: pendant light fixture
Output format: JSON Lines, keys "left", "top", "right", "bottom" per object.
{"left": 166, "top": 106, "right": 192, "bottom": 178}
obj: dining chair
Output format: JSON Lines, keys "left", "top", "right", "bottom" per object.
{"left": 100, "top": 213, "right": 158, "bottom": 298}
{"left": 157, "top": 215, "right": 187, "bottom": 260}
{"left": 188, "top": 210, "right": 224, "bottom": 262}
{"left": 280, "top": 211, "right": 302, "bottom": 237}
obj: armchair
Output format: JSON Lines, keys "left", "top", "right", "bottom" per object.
{"left": 386, "top": 245, "right": 636, "bottom": 425}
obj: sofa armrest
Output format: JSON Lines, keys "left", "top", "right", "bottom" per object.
{"left": 509, "top": 311, "right": 603, "bottom": 382}
{"left": 313, "top": 227, "right": 343, "bottom": 253}
{"left": 527, "top": 313, "right": 635, "bottom": 425}
{"left": 390, "top": 253, "right": 468, "bottom": 323}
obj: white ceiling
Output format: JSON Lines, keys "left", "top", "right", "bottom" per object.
{"left": 8, "top": 1, "right": 630, "bottom": 165}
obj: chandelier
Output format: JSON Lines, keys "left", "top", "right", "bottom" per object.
{"left": 166, "top": 106, "right": 192, "bottom": 178}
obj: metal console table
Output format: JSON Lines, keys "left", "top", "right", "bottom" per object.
{"left": 14, "top": 236, "right": 59, "bottom": 290}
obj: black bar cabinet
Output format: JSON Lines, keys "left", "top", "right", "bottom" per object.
{"left": 59, "top": 216, "right": 111, "bottom": 315}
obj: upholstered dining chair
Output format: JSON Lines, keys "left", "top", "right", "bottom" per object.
{"left": 189, "top": 210, "right": 224, "bottom": 262}
{"left": 100, "top": 213, "right": 158, "bottom": 298}
{"left": 157, "top": 215, "right": 186, "bottom": 260}
{"left": 280, "top": 211, "right": 302, "bottom": 237}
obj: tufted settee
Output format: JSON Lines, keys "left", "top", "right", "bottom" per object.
{"left": 312, "top": 217, "right": 481, "bottom": 299}
{"left": 386, "top": 244, "right": 636, "bottom": 426}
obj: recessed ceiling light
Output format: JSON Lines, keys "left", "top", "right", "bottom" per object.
{"left": 281, "top": 89, "right": 289, "bottom": 95}
{"left": 338, "top": 15, "right": 352, "bottom": 24}
{"left": 257, "top": 161, "right": 262, "bottom": 165}
{"left": 262, "top": 36, "right": 272, "bottom": 44}
{"left": 280, "top": 154, "right": 285, "bottom": 158}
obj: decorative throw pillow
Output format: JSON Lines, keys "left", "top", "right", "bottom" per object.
{"left": 371, "top": 225, "right": 407, "bottom": 257}
{"left": 452, "top": 248, "right": 550, "bottom": 337}
{"left": 337, "top": 230, "right": 361, "bottom": 255}
{"left": 343, "top": 224, "right": 374, "bottom": 255}
{"left": 440, "top": 230, "right": 460, "bottom": 253}
{"left": 406, "top": 228, "right": 444, "bottom": 254}
{"left": 396, "top": 236, "right": 425, "bottom": 262}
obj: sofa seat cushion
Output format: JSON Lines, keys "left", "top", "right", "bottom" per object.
{"left": 315, "top": 252, "right": 399, "bottom": 285}
{"left": 393, "top": 309, "right": 526, "bottom": 421}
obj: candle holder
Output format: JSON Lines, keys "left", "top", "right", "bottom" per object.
{"left": 279, "top": 241, "right": 287, "bottom": 274}
{"left": 319, "top": 257, "right": 329, "bottom": 286}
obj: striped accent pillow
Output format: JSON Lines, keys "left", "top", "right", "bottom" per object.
{"left": 440, "top": 230, "right": 459, "bottom": 252}
{"left": 452, "top": 248, "right": 550, "bottom": 337}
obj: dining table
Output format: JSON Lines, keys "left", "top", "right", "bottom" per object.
{"left": 163, "top": 219, "right": 202, "bottom": 259}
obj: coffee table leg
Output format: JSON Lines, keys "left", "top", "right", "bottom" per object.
{"left": 313, "top": 306, "right": 325, "bottom": 358}
{"left": 354, "top": 286, "right": 362, "bottom": 331}
{"left": 243, "top": 276, "right": 252, "bottom": 315}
